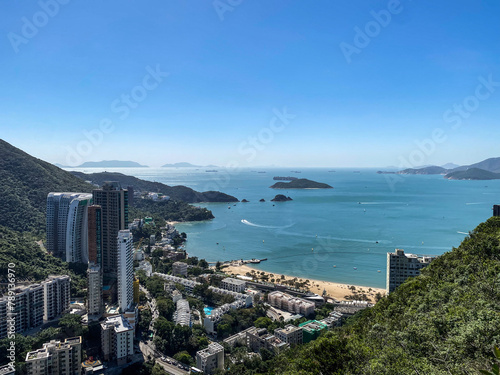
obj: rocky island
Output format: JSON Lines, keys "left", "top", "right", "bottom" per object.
{"left": 271, "top": 194, "right": 293, "bottom": 202}
{"left": 445, "top": 168, "right": 500, "bottom": 180}
{"left": 270, "top": 178, "right": 333, "bottom": 189}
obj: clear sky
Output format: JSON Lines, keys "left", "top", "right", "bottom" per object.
{"left": 1, "top": 1, "right": 499, "bottom": 168}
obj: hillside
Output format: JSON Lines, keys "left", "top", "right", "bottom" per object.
{"left": 445, "top": 168, "right": 500, "bottom": 180}
{"left": 71, "top": 171, "right": 238, "bottom": 203}
{"left": 0, "top": 226, "right": 87, "bottom": 297}
{"left": 270, "top": 178, "right": 333, "bottom": 189}
{"left": 255, "top": 217, "right": 500, "bottom": 375}
{"left": 397, "top": 166, "right": 448, "bottom": 175}
{"left": 0, "top": 139, "right": 93, "bottom": 233}
{"left": 451, "top": 157, "right": 500, "bottom": 174}
{"left": 76, "top": 160, "right": 148, "bottom": 168}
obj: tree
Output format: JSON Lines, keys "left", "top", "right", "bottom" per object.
{"left": 59, "top": 314, "right": 87, "bottom": 337}
{"left": 173, "top": 351, "right": 193, "bottom": 366}
{"left": 156, "top": 297, "right": 175, "bottom": 320}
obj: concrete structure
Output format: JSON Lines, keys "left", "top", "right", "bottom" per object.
{"left": 0, "top": 299, "right": 8, "bottom": 339}
{"left": 25, "top": 337, "right": 82, "bottom": 375}
{"left": 175, "top": 299, "right": 191, "bottom": 327}
{"left": 494, "top": 205, "right": 500, "bottom": 217}
{"left": 0, "top": 365, "right": 15, "bottom": 375}
{"left": 92, "top": 182, "right": 129, "bottom": 282}
{"left": 7, "top": 283, "right": 44, "bottom": 334}
{"left": 274, "top": 324, "right": 303, "bottom": 346}
{"left": 42, "top": 275, "right": 71, "bottom": 322}
{"left": 386, "top": 249, "right": 436, "bottom": 293}
{"left": 117, "top": 230, "right": 134, "bottom": 313}
{"left": 46, "top": 192, "right": 93, "bottom": 262}
{"left": 195, "top": 343, "right": 224, "bottom": 374}
{"left": 268, "top": 291, "right": 315, "bottom": 317}
{"left": 172, "top": 261, "right": 188, "bottom": 277}
{"left": 87, "top": 205, "right": 103, "bottom": 266}
{"left": 133, "top": 277, "right": 140, "bottom": 304}
{"left": 220, "top": 277, "right": 246, "bottom": 293}
{"left": 245, "top": 327, "right": 287, "bottom": 353}
{"left": 87, "top": 264, "right": 103, "bottom": 316}
{"left": 100, "top": 315, "right": 134, "bottom": 365}
{"left": 299, "top": 320, "right": 328, "bottom": 343}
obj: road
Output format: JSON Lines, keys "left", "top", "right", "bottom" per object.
{"left": 139, "top": 341, "right": 188, "bottom": 375}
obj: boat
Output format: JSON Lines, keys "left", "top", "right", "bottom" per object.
{"left": 353, "top": 267, "right": 357, "bottom": 270}
{"left": 248, "top": 259, "right": 261, "bottom": 264}
{"left": 206, "top": 170, "right": 218, "bottom": 172}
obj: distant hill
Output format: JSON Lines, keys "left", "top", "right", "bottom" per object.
{"left": 76, "top": 160, "right": 148, "bottom": 168}
{"left": 397, "top": 166, "right": 448, "bottom": 175}
{"left": 0, "top": 139, "right": 94, "bottom": 233}
{"left": 450, "top": 157, "right": 500, "bottom": 174}
{"left": 270, "top": 178, "right": 333, "bottom": 189}
{"left": 162, "top": 162, "right": 218, "bottom": 168}
{"left": 441, "top": 162, "right": 460, "bottom": 169}
{"left": 70, "top": 171, "right": 238, "bottom": 203}
{"left": 445, "top": 168, "right": 500, "bottom": 180}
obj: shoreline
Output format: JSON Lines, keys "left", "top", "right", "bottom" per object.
{"left": 222, "top": 263, "right": 386, "bottom": 303}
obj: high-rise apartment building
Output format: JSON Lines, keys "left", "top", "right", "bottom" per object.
{"left": 46, "top": 193, "right": 93, "bottom": 262}
{"left": 386, "top": 249, "right": 436, "bottom": 293}
{"left": 92, "top": 182, "right": 128, "bottom": 280}
{"left": 25, "top": 337, "right": 82, "bottom": 375}
{"left": 10, "top": 283, "right": 44, "bottom": 333}
{"left": 172, "top": 261, "right": 188, "bottom": 277}
{"left": 87, "top": 264, "right": 103, "bottom": 316}
{"left": 87, "top": 205, "right": 103, "bottom": 266}
{"left": 117, "top": 230, "right": 134, "bottom": 313}
{"left": 42, "top": 275, "right": 71, "bottom": 322}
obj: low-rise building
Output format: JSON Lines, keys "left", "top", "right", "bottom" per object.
{"left": 175, "top": 299, "right": 191, "bottom": 327}
{"left": 100, "top": 315, "right": 134, "bottom": 365}
{"left": 299, "top": 320, "right": 328, "bottom": 343}
{"left": 268, "top": 291, "right": 315, "bottom": 317}
{"left": 196, "top": 343, "right": 224, "bottom": 374}
{"left": 274, "top": 324, "right": 303, "bottom": 346}
{"left": 25, "top": 337, "right": 82, "bottom": 375}
{"left": 172, "top": 262, "right": 188, "bottom": 277}
{"left": 220, "top": 278, "right": 246, "bottom": 293}
{"left": 0, "top": 365, "right": 15, "bottom": 375}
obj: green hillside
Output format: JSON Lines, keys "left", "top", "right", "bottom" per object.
{"left": 0, "top": 226, "right": 87, "bottom": 297}
{"left": 0, "top": 139, "right": 93, "bottom": 233}
{"left": 70, "top": 171, "right": 239, "bottom": 202}
{"left": 270, "top": 178, "right": 333, "bottom": 189}
{"left": 445, "top": 168, "right": 500, "bottom": 180}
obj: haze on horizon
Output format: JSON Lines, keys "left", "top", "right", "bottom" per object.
{"left": 1, "top": 1, "right": 499, "bottom": 168}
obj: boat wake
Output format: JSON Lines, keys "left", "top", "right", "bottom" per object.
{"left": 457, "top": 231, "right": 469, "bottom": 235}
{"left": 241, "top": 219, "right": 294, "bottom": 229}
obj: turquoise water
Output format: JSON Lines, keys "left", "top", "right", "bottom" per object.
{"left": 204, "top": 307, "right": 214, "bottom": 316}
{"left": 68, "top": 167, "right": 499, "bottom": 288}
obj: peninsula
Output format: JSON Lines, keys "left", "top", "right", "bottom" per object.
{"left": 270, "top": 178, "right": 333, "bottom": 189}
{"left": 74, "top": 160, "right": 148, "bottom": 168}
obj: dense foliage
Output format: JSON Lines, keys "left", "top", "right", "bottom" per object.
{"left": 131, "top": 198, "right": 214, "bottom": 222}
{"left": 70, "top": 171, "right": 239, "bottom": 202}
{"left": 269, "top": 178, "right": 333, "bottom": 189}
{"left": 0, "top": 139, "right": 93, "bottom": 233}
{"left": 445, "top": 167, "right": 500, "bottom": 180}
{"left": 0, "top": 226, "right": 87, "bottom": 297}
{"left": 255, "top": 217, "right": 500, "bottom": 375}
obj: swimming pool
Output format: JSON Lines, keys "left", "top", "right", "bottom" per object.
{"left": 204, "top": 307, "right": 214, "bottom": 316}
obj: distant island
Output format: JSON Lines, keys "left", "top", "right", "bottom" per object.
{"left": 74, "top": 160, "right": 148, "bottom": 168}
{"left": 270, "top": 178, "right": 333, "bottom": 189}
{"left": 377, "top": 157, "right": 500, "bottom": 180}
{"left": 162, "top": 162, "right": 218, "bottom": 168}
{"left": 445, "top": 168, "right": 500, "bottom": 180}
{"left": 271, "top": 194, "right": 293, "bottom": 202}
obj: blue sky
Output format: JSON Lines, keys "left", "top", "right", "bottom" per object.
{"left": 0, "top": 0, "right": 499, "bottom": 167}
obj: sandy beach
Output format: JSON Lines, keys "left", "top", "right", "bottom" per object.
{"left": 222, "top": 263, "right": 386, "bottom": 303}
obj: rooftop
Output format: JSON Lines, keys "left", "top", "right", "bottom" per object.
{"left": 101, "top": 315, "right": 133, "bottom": 333}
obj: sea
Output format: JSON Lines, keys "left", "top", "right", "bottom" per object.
{"left": 69, "top": 167, "right": 500, "bottom": 289}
